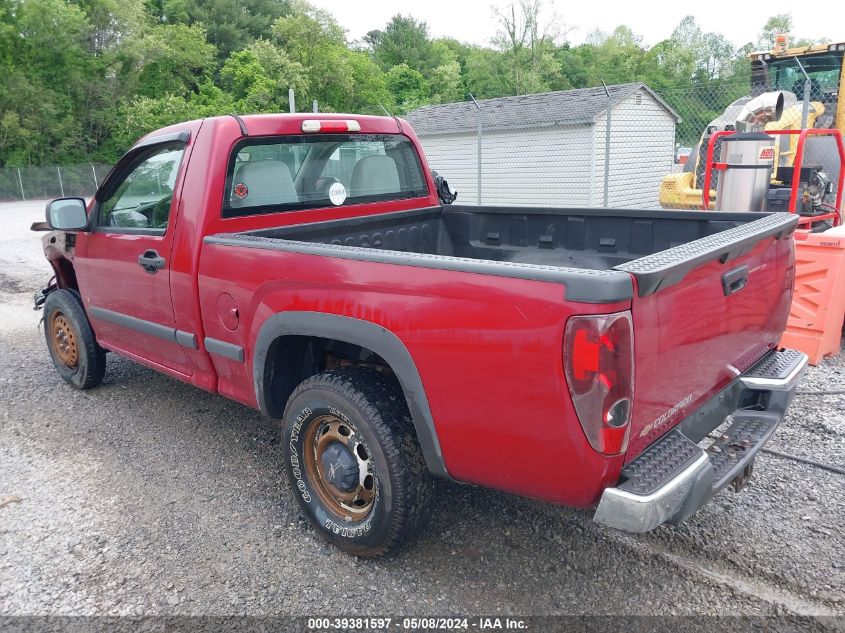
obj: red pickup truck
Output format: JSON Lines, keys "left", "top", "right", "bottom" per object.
{"left": 36, "top": 113, "right": 807, "bottom": 557}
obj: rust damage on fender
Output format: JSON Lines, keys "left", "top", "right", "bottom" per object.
{"left": 32, "top": 227, "right": 78, "bottom": 309}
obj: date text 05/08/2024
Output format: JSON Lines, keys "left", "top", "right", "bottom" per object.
{"left": 307, "top": 617, "right": 529, "bottom": 630}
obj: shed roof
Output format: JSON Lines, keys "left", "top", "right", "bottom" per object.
{"left": 404, "top": 82, "right": 679, "bottom": 136}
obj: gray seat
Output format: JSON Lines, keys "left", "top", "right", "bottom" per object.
{"left": 350, "top": 155, "right": 400, "bottom": 197}
{"left": 231, "top": 160, "right": 298, "bottom": 206}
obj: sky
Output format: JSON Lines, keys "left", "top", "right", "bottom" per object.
{"left": 309, "top": 0, "right": 844, "bottom": 49}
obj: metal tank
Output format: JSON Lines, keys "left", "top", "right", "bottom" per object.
{"left": 715, "top": 132, "right": 777, "bottom": 211}
{"left": 715, "top": 92, "right": 784, "bottom": 212}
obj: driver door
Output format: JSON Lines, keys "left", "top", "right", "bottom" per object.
{"left": 75, "top": 137, "right": 192, "bottom": 375}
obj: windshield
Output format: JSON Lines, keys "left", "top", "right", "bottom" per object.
{"left": 768, "top": 53, "right": 843, "bottom": 100}
{"left": 223, "top": 134, "right": 429, "bottom": 218}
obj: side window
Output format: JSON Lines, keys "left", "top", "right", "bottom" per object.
{"left": 98, "top": 143, "right": 185, "bottom": 232}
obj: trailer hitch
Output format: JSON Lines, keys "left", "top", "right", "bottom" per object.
{"left": 731, "top": 460, "right": 755, "bottom": 492}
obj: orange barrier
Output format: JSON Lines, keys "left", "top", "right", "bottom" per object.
{"left": 780, "top": 226, "right": 845, "bottom": 365}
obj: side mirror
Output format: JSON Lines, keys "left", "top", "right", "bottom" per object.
{"left": 46, "top": 198, "right": 88, "bottom": 231}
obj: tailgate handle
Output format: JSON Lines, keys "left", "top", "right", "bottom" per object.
{"left": 722, "top": 265, "right": 748, "bottom": 296}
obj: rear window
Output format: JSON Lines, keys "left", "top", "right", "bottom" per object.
{"left": 222, "top": 134, "right": 429, "bottom": 217}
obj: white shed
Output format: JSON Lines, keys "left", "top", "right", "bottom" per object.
{"left": 404, "top": 83, "right": 679, "bottom": 208}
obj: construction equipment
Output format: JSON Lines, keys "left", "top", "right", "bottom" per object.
{"left": 660, "top": 38, "right": 845, "bottom": 211}
{"left": 666, "top": 38, "right": 845, "bottom": 367}
{"left": 698, "top": 125, "right": 844, "bottom": 365}
{"left": 702, "top": 126, "right": 844, "bottom": 225}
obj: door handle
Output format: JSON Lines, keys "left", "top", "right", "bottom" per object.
{"left": 138, "top": 249, "right": 166, "bottom": 274}
{"left": 722, "top": 265, "right": 748, "bottom": 296}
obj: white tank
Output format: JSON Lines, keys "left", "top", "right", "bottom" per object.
{"left": 715, "top": 132, "right": 776, "bottom": 212}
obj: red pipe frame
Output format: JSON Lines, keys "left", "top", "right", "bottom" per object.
{"left": 700, "top": 128, "right": 844, "bottom": 227}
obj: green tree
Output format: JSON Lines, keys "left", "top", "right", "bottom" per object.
{"left": 492, "top": 0, "right": 561, "bottom": 94}
{"left": 107, "top": 94, "right": 195, "bottom": 154}
{"left": 462, "top": 46, "right": 509, "bottom": 98}
{"left": 343, "top": 50, "right": 393, "bottom": 113}
{"left": 3, "top": 0, "right": 827, "bottom": 168}
{"left": 0, "top": 0, "right": 92, "bottom": 164}
{"left": 429, "top": 60, "right": 463, "bottom": 104}
{"left": 220, "top": 49, "right": 279, "bottom": 111}
{"left": 385, "top": 64, "right": 430, "bottom": 112}
{"left": 699, "top": 32, "right": 735, "bottom": 81}
{"left": 669, "top": 17, "right": 735, "bottom": 83}
{"left": 181, "top": 0, "right": 289, "bottom": 59}
{"left": 553, "top": 45, "right": 587, "bottom": 89}
{"left": 366, "top": 15, "right": 442, "bottom": 75}
{"left": 189, "top": 81, "right": 236, "bottom": 113}
{"left": 220, "top": 42, "right": 306, "bottom": 112}
{"left": 575, "top": 26, "right": 645, "bottom": 86}
{"left": 272, "top": 0, "right": 351, "bottom": 108}
{"left": 76, "top": 0, "right": 147, "bottom": 53}
{"left": 0, "top": 0, "right": 16, "bottom": 71}
{"left": 641, "top": 39, "right": 695, "bottom": 92}
{"left": 136, "top": 24, "right": 216, "bottom": 98}
{"left": 144, "top": 0, "right": 189, "bottom": 24}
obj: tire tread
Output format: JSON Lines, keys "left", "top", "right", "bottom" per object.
{"left": 43, "top": 289, "right": 106, "bottom": 390}
{"left": 285, "top": 367, "right": 431, "bottom": 557}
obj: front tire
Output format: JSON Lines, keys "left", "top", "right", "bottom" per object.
{"left": 281, "top": 367, "right": 431, "bottom": 557}
{"left": 43, "top": 289, "right": 106, "bottom": 390}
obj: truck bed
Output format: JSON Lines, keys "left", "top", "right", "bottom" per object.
{"left": 200, "top": 202, "right": 797, "bottom": 501}
{"left": 207, "top": 205, "right": 797, "bottom": 301}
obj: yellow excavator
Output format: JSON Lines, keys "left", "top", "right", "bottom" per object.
{"left": 660, "top": 38, "right": 845, "bottom": 209}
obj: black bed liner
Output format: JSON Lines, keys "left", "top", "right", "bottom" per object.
{"left": 205, "top": 205, "right": 797, "bottom": 303}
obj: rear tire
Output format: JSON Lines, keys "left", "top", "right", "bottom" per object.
{"left": 43, "top": 289, "right": 106, "bottom": 390}
{"left": 281, "top": 367, "right": 431, "bottom": 557}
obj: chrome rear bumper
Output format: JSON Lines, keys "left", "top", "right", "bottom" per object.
{"left": 594, "top": 349, "right": 807, "bottom": 533}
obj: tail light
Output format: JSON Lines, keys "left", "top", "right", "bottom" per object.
{"left": 563, "top": 311, "right": 634, "bottom": 455}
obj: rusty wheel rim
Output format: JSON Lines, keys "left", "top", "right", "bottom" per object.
{"left": 50, "top": 312, "right": 79, "bottom": 369}
{"left": 303, "top": 414, "right": 377, "bottom": 521}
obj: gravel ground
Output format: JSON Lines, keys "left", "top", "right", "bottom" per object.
{"left": 0, "top": 200, "right": 843, "bottom": 618}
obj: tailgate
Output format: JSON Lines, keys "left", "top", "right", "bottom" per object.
{"left": 616, "top": 213, "right": 798, "bottom": 461}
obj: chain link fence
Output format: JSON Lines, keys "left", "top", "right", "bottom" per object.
{"left": 0, "top": 164, "right": 111, "bottom": 202}
{"left": 409, "top": 78, "right": 843, "bottom": 217}
{"left": 4, "top": 74, "right": 842, "bottom": 218}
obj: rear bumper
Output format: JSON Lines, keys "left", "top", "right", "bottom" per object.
{"left": 593, "top": 349, "right": 808, "bottom": 533}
